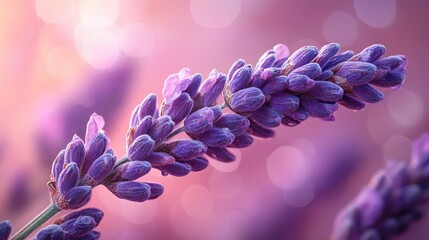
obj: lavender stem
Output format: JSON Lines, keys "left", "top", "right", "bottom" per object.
{"left": 11, "top": 203, "right": 60, "bottom": 240}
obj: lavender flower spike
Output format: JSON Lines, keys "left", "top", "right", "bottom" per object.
{"left": 35, "top": 208, "right": 103, "bottom": 240}
{"left": 332, "top": 134, "right": 429, "bottom": 240}
{"left": 0, "top": 220, "right": 11, "bottom": 240}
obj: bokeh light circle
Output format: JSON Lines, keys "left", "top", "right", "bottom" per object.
{"left": 79, "top": 0, "right": 119, "bottom": 29}
{"left": 120, "top": 22, "right": 155, "bottom": 58}
{"left": 354, "top": 0, "right": 396, "bottom": 28}
{"left": 283, "top": 180, "right": 315, "bottom": 207}
{"left": 388, "top": 89, "right": 424, "bottom": 127}
{"left": 36, "top": 0, "right": 76, "bottom": 24}
{"left": 81, "top": 30, "right": 121, "bottom": 69}
{"left": 190, "top": 0, "right": 241, "bottom": 28}
{"left": 180, "top": 184, "right": 214, "bottom": 220}
{"left": 209, "top": 171, "right": 242, "bottom": 199}
{"left": 323, "top": 11, "right": 359, "bottom": 47}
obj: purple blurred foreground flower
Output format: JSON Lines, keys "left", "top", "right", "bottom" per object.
{"left": 0, "top": 221, "right": 12, "bottom": 240}
{"left": 332, "top": 134, "right": 429, "bottom": 240}
{"left": 34, "top": 208, "right": 103, "bottom": 240}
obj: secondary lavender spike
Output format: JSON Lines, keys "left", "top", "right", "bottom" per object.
{"left": 127, "top": 134, "right": 155, "bottom": 161}
{"left": 355, "top": 188, "right": 385, "bottom": 228}
{"left": 137, "top": 94, "right": 157, "bottom": 120}
{"left": 198, "top": 127, "right": 235, "bottom": 147}
{"left": 52, "top": 150, "right": 66, "bottom": 181}
{"left": 186, "top": 156, "right": 209, "bottom": 172}
{"left": 315, "top": 43, "right": 340, "bottom": 68}
{"left": 359, "top": 44, "right": 386, "bottom": 63}
{"left": 64, "top": 136, "right": 86, "bottom": 168}
{"left": 58, "top": 163, "right": 79, "bottom": 196}
{"left": 285, "top": 74, "right": 316, "bottom": 92}
{"left": 184, "top": 74, "right": 202, "bottom": 99}
{"left": 351, "top": 84, "right": 384, "bottom": 103}
{"left": 228, "top": 87, "right": 265, "bottom": 112}
{"left": 61, "top": 216, "right": 96, "bottom": 237}
{"left": 144, "top": 152, "right": 175, "bottom": 167}
{"left": 106, "top": 181, "right": 151, "bottom": 202}
{"left": 206, "top": 147, "right": 236, "bottom": 162}
{"left": 229, "top": 133, "right": 253, "bottom": 148}
{"left": 300, "top": 97, "right": 338, "bottom": 118}
{"left": 158, "top": 162, "right": 191, "bottom": 177}
{"left": 336, "top": 62, "right": 377, "bottom": 86}
{"left": 250, "top": 105, "right": 282, "bottom": 128}
{"left": 290, "top": 62, "right": 322, "bottom": 79}
{"left": 228, "top": 65, "right": 253, "bottom": 93}
{"left": 64, "top": 186, "right": 92, "bottom": 209}
{"left": 309, "top": 81, "right": 344, "bottom": 102}
{"left": 147, "top": 183, "right": 164, "bottom": 199}
{"left": 184, "top": 107, "right": 215, "bottom": 135}
{"left": 147, "top": 115, "right": 175, "bottom": 143}
{"left": 268, "top": 92, "right": 300, "bottom": 115}
{"left": 0, "top": 220, "right": 11, "bottom": 240}
{"left": 113, "top": 161, "right": 151, "bottom": 181}
{"left": 214, "top": 113, "right": 250, "bottom": 137}
{"left": 86, "top": 153, "right": 116, "bottom": 186}
{"left": 164, "top": 93, "right": 194, "bottom": 124}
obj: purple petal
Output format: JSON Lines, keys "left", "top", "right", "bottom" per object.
{"left": 85, "top": 113, "right": 105, "bottom": 146}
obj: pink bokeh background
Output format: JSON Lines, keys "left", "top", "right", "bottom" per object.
{"left": 0, "top": 0, "right": 428, "bottom": 239}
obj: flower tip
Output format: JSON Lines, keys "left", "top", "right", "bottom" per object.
{"left": 273, "top": 43, "right": 290, "bottom": 60}
{"left": 85, "top": 113, "right": 106, "bottom": 145}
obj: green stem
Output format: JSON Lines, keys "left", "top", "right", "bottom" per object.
{"left": 11, "top": 203, "right": 61, "bottom": 240}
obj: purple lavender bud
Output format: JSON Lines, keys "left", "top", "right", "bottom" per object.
{"left": 206, "top": 147, "right": 235, "bottom": 162}
{"left": 373, "top": 55, "right": 405, "bottom": 69}
{"left": 58, "top": 163, "right": 79, "bottom": 196}
{"left": 400, "top": 184, "right": 422, "bottom": 208}
{"left": 228, "top": 87, "right": 265, "bottom": 112}
{"left": 260, "top": 76, "right": 288, "bottom": 95}
{"left": 288, "top": 107, "right": 310, "bottom": 122}
{"left": 210, "top": 105, "right": 222, "bottom": 120}
{"left": 411, "top": 134, "right": 429, "bottom": 169}
{"left": 164, "top": 93, "right": 194, "bottom": 124}
{"left": 198, "top": 127, "right": 235, "bottom": 147}
{"left": 290, "top": 63, "right": 322, "bottom": 79}
{"left": 359, "top": 44, "right": 386, "bottom": 63}
{"left": 360, "top": 229, "right": 380, "bottom": 240}
{"left": 61, "top": 216, "right": 96, "bottom": 237}
{"left": 340, "top": 94, "right": 366, "bottom": 110}
{"left": 113, "top": 161, "right": 151, "bottom": 181}
{"left": 52, "top": 150, "right": 65, "bottom": 181}
{"left": 184, "top": 74, "right": 202, "bottom": 99}
{"left": 147, "top": 115, "right": 175, "bottom": 143}
{"left": 247, "top": 122, "right": 275, "bottom": 138}
{"left": 0, "top": 220, "right": 11, "bottom": 240}
{"left": 336, "top": 62, "right": 377, "bottom": 86}
{"left": 147, "top": 183, "right": 164, "bottom": 199}
{"left": 35, "top": 225, "right": 66, "bottom": 240}
{"left": 315, "top": 43, "right": 340, "bottom": 69}
{"left": 128, "top": 134, "right": 155, "bottom": 161}
{"left": 158, "top": 162, "right": 191, "bottom": 177}
{"left": 75, "top": 231, "right": 100, "bottom": 240}
{"left": 371, "top": 69, "right": 405, "bottom": 88}
{"left": 351, "top": 84, "right": 384, "bottom": 103}
{"left": 144, "top": 152, "right": 175, "bottom": 167}
{"left": 285, "top": 74, "right": 316, "bottom": 92}
{"left": 281, "top": 116, "right": 300, "bottom": 127}
{"left": 227, "top": 59, "right": 246, "bottom": 81}
{"left": 300, "top": 97, "right": 338, "bottom": 118}
{"left": 84, "top": 132, "right": 108, "bottom": 174}
{"left": 317, "top": 70, "right": 334, "bottom": 80}
{"left": 129, "top": 105, "right": 140, "bottom": 128}
{"left": 186, "top": 156, "right": 209, "bottom": 172}
{"left": 184, "top": 107, "right": 215, "bottom": 135}
{"left": 355, "top": 188, "right": 384, "bottom": 228}
{"left": 286, "top": 46, "right": 318, "bottom": 69}
{"left": 65, "top": 136, "right": 86, "bottom": 168}
{"left": 323, "top": 50, "right": 354, "bottom": 70}
{"left": 85, "top": 113, "right": 105, "bottom": 146}
{"left": 250, "top": 105, "right": 282, "bottom": 128}
{"left": 229, "top": 133, "right": 253, "bottom": 148}
{"left": 385, "top": 161, "right": 408, "bottom": 188}
{"left": 64, "top": 186, "right": 92, "bottom": 209}
{"left": 255, "top": 53, "right": 276, "bottom": 71}
{"left": 228, "top": 65, "right": 252, "bottom": 93}
{"left": 106, "top": 181, "right": 150, "bottom": 202}
{"left": 165, "top": 140, "right": 207, "bottom": 160}
{"left": 268, "top": 92, "right": 300, "bottom": 115}
{"left": 260, "top": 67, "right": 282, "bottom": 80}
{"left": 55, "top": 208, "right": 103, "bottom": 226}
{"left": 132, "top": 116, "right": 152, "bottom": 141}
{"left": 198, "top": 70, "right": 227, "bottom": 107}
{"left": 137, "top": 94, "right": 157, "bottom": 120}
{"left": 273, "top": 43, "right": 290, "bottom": 65}
{"left": 214, "top": 113, "right": 250, "bottom": 137}
{"left": 309, "top": 81, "right": 344, "bottom": 102}
{"left": 86, "top": 153, "right": 116, "bottom": 186}
{"left": 162, "top": 68, "right": 192, "bottom": 105}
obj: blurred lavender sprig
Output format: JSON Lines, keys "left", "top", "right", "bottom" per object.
{"left": 332, "top": 134, "right": 429, "bottom": 240}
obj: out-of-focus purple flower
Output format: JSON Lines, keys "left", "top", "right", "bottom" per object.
{"left": 35, "top": 208, "right": 103, "bottom": 240}
{"left": 332, "top": 134, "right": 429, "bottom": 240}
{"left": 0, "top": 220, "right": 11, "bottom": 240}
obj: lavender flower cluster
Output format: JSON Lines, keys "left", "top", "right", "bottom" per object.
{"left": 332, "top": 134, "right": 429, "bottom": 240}
{"left": 0, "top": 208, "right": 103, "bottom": 240}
